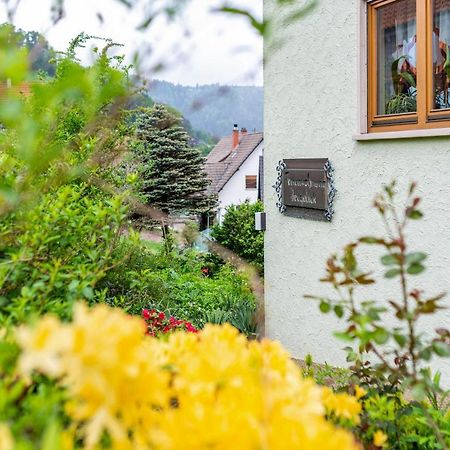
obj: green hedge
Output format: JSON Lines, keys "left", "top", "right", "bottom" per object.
{"left": 211, "top": 200, "right": 264, "bottom": 273}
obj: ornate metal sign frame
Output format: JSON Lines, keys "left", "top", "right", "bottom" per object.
{"left": 273, "top": 158, "right": 336, "bottom": 222}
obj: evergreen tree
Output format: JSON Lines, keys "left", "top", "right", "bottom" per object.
{"left": 134, "top": 104, "right": 216, "bottom": 215}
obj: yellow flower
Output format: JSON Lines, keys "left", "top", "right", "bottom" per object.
{"left": 0, "top": 423, "right": 14, "bottom": 450}
{"left": 322, "top": 386, "right": 362, "bottom": 423}
{"left": 355, "top": 385, "right": 367, "bottom": 400}
{"left": 16, "top": 315, "right": 69, "bottom": 377}
{"left": 16, "top": 304, "right": 360, "bottom": 450}
{"left": 374, "top": 430, "right": 388, "bottom": 447}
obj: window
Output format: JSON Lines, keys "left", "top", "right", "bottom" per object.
{"left": 245, "top": 175, "right": 257, "bottom": 189}
{"left": 368, "top": 0, "right": 450, "bottom": 132}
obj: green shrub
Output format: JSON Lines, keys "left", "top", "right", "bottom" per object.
{"left": 211, "top": 200, "right": 264, "bottom": 273}
{"left": 181, "top": 220, "right": 200, "bottom": 248}
{"left": 98, "top": 242, "right": 256, "bottom": 332}
{"left": 0, "top": 184, "right": 127, "bottom": 324}
{"left": 358, "top": 392, "right": 450, "bottom": 449}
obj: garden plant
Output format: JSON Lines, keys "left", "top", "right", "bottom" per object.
{"left": 212, "top": 200, "right": 264, "bottom": 274}
{"left": 309, "top": 181, "right": 450, "bottom": 448}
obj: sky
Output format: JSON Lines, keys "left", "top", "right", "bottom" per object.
{"left": 0, "top": 0, "right": 263, "bottom": 86}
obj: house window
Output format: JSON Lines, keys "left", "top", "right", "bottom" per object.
{"left": 245, "top": 175, "right": 257, "bottom": 189}
{"left": 367, "top": 0, "right": 450, "bottom": 132}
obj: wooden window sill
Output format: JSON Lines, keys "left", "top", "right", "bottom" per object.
{"left": 353, "top": 127, "right": 450, "bottom": 141}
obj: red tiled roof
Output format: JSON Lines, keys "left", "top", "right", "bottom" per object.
{"left": 205, "top": 132, "right": 263, "bottom": 194}
{"left": 0, "top": 81, "right": 32, "bottom": 99}
{"left": 207, "top": 135, "right": 234, "bottom": 163}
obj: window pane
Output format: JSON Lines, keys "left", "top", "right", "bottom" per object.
{"left": 433, "top": 0, "right": 450, "bottom": 109}
{"left": 377, "top": 0, "right": 417, "bottom": 115}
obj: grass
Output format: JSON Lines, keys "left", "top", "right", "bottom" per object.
{"left": 140, "top": 240, "right": 163, "bottom": 254}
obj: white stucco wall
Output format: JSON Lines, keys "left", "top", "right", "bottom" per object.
{"left": 217, "top": 141, "right": 264, "bottom": 222}
{"left": 264, "top": 0, "right": 450, "bottom": 379}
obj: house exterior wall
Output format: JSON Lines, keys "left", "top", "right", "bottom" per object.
{"left": 217, "top": 142, "right": 264, "bottom": 223}
{"left": 264, "top": 0, "right": 450, "bottom": 378}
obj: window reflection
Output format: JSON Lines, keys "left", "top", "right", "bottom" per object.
{"left": 433, "top": 0, "right": 450, "bottom": 110}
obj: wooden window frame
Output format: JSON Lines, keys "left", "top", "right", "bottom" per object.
{"left": 367, "top": 0, "right": 450, "bottom": 133}
{"left": 245, "top": 175, "right": 257, "bottom": 189}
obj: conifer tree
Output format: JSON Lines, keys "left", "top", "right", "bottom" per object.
{"left": 133, "top": 104, "right": 216, "bottom": 215}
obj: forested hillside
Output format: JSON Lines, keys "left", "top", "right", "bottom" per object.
{"left": 147, "top": 80, "right": 263, "bottom": 138}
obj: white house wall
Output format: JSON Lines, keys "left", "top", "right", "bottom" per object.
{"left": 217, "top": 141, "right": 264, "bottom": 222}
{"left": 264, "top": 0, "right": 450, "bottom": 379}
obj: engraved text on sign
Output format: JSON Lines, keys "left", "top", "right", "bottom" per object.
{"left": 283, "top": 169, "right": 327, "bottom": 210}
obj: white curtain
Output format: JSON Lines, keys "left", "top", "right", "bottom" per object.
{"left": 392, "top": 4, "right": 417, "bottom": 69}
{"left": 434, "top": 4, "right": 450, "bottom": 65}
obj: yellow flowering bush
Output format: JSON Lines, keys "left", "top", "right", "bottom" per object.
{"left": 373, "top": 430, "right": 388, "bottom": 448}
{"left": 322, "top": 387, "right": 362, "bottom": 424}
{"left": 13, "top": 304, "right": 360, "bottom": 449}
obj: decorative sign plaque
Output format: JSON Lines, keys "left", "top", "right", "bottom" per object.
{"left": 273, "top": 158, "right": 336, "bottom": 221}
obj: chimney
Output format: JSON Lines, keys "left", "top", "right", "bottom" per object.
{"left": 240, "top": 127, "right": 248, "bottom": 135}
{"left": 232, "top": 123, "right": 239, "bottom": 149}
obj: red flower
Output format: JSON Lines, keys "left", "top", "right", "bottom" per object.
{"left": 185, "top": 322, "right": 198, "bottom": 333}
{"left": 142, "top": 308, "right": 198, "bottom": 336}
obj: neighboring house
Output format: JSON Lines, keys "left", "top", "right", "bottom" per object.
{"left": 205, "top": 124, "right": 263, "bottom": 223}
{"left": 0, "top": 79, "right": 32, "bottom": 98}
{"left": 264, "top": 0, "right": 450, "bottom": 378}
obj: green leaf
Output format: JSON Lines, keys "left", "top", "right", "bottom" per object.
{"left": 333, "top": 331, "right": 354, "bottom": 342}
{"left": 432, "top": 342, "right": 450, "bottom": 357}
{"left": 381, "top": 253, "right": 400, "bottom": 266}
{"left": 304, "top": 353, "right": 313, "bottom": 367}
{"left": 367, "top": 308, "right": 381, "bottom": 321}
{"left": 385, "top": 268, "right": 401, "bottom": 278}
{"left": 407, "top": 263, "right": 425, "bottom": 275}
{"left": 411, "top": 383, "right": 427, "bottom": 401}
{"left": 343, "top": 245, "right": 357, "bottom": 272}
{"left": 346, "top": 351, "right": 358, "bottom": 362}
{"left": 420, "top": 348, "right": 432, "bottom": 361}
{"left": 68, "top": 280, "right": 79, "bottom": 291}
{"left": 373, "top": 328, "right": 389, "bottom": 345}
{"left": 393, "top": 333, "right": 407, "bottom": 348}
{"left": 216, "top": 7, "right": 267, "bottom": 35}
{"left": 334, "top": 305, "right": 344, "bottom": 318}
{"left": 319, "top": 301, "right": 331, "bottom": 313}
{"left": 407, "top": 209, "right": 423, "bottom": 220}
{"left": 82, "top": 286, "right": 94, "bottom": 300}
{"left": 41, "top": 420, "right": 62, "bottom": 450}
{"left": 405, "top": 252, "right": 427, "bottom": 265}
{"left": 401, "top": 71, "right": 416, "bottom": 88}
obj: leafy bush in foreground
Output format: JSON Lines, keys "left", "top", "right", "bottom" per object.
{"left": 0, "top": 184, "right": 126, "bottom": 324}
